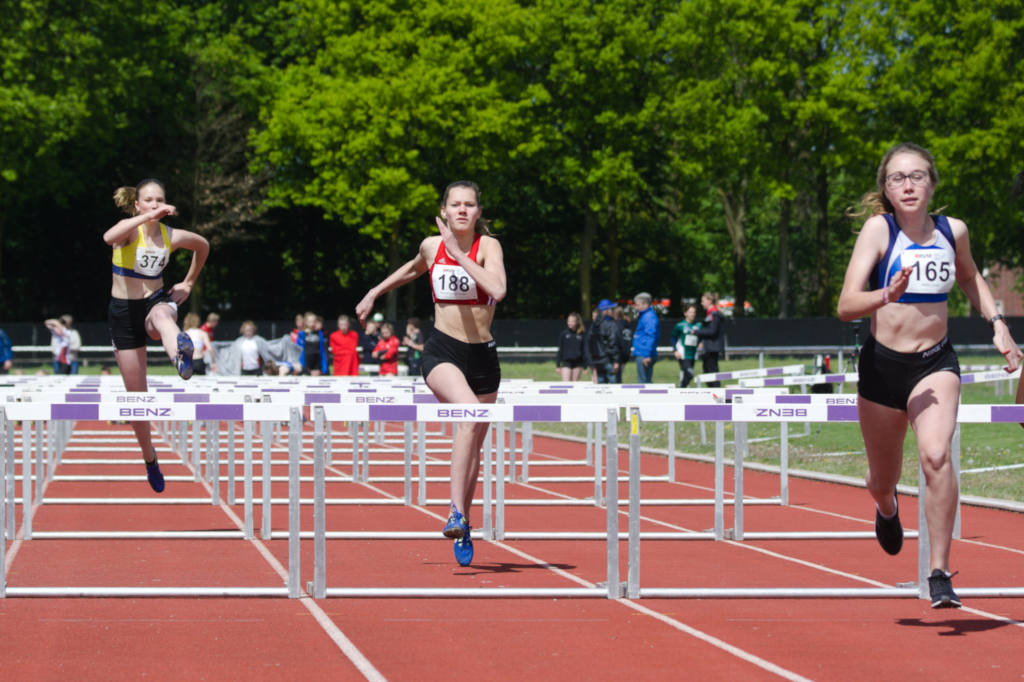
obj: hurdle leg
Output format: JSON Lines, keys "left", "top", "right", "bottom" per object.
{"left": 34, "top": 420, "right": 44, "bottom": 503}
{"left": 287, "top": 408, "right": 301, "bottom": 598}
{"left": 734, "top": 421, "right": 746, "bottom": 540}
{"left": 483, "top": 426, "right": 493, "bottom": 540}
{"left": 627, "top": 408, "right": 641, "bottom": 599}
{"left": 349, "top": 422, "right": 358, "bottom": 480}
{"left": 667, "top": 422, "right": 676, "bottom": 482}
{"left": 508, "top": 422, "right": 517, "bottom": 483}
{"left": 714, "top": 422, "right": 724, "bottom": 540}
{"left": 227, "top": 422, "right": 236, "bottom": 505}
{"left": 496, "top": 422, "right": 505, "bottom": 541}
{"left": 917, "top": 461, "right": 930, "bottom": 601}
{"left": 361, "top": 421, "right": 370, "bottom": 481}
{"left": 313, "top": 407, "right": 326, "bottom": 599}
{"left": 261, "top": 421, "right": 272, "bottom": 540}
{"left": 210, "top": 421, "right": 220, "bottom": 505}
{"left": 22, "top": 420, "right": 33, "bottom": 539}
{"left": 417, "top": 421, "right": 427, "bottom": 506}
{"left": 5, "top": 414, "right": 14, "bottom": 540}
{"left": 780, "top": 422, "right": 789, "bottom": 505}
{"left": 593, "top": 419, "right": 603, "bottom": 507}
{"left": 243, "top": 420, "right": 254, "bottom": 540}
{"left": 521, "top": 422, "right": 532, "bottom": 482}
{"left": 605, "top": 409, "right": 620, "bottom": 598}
{"left": 952, "top": 424, "right": 961, "bottom": 540}
{"left": 190, "top": 420, "right": 201, "bottom": 481}
{"left": 403, "top": 422, "right": 413, "bottom": 505}
{"left": 586, "top": 422, "right": 594, "bottom": 466}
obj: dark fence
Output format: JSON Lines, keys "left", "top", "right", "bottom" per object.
{"left": 4, "top": 315, "right": 1016, "bottom": 355}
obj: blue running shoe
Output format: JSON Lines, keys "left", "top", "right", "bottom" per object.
{"left": 443, "top": 510, "right": 468, "bottom": 539}
{"left": 176, "top": 332, "right": 194, "bottom": 380}
{"left": 145, "top": 456, "right": 165, "bottom": 493}
{"left": 453, "top": 526, "right": 474, "bottom": 566}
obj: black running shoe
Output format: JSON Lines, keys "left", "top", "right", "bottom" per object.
{"left": 874, "top": 493, "right": 903, "bottom": 555}
{"left": 146, "top": 456, "right": 165, "bottom": 493}
{"left": 928, "top": 569, "right": 962, "bottom": 609}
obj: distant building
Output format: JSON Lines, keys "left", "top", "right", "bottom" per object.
{"left": 984, "top": 264, "right": 1024, "bottom": 316}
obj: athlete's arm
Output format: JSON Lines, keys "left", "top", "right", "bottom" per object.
{"left": 167, "top": 229, "right": 210, "bottom": 305}
{"left": 355, "top": 240, "right": 430, "bottom": 324}
{"left": 103, "top": 205, "right": 177, "bottom": 246}
{"left": 436, "top": 217, "right": 507, "bottom": 302}
{"left": 837, "top": 216, "right": 912, "bottom": 321}
{"left": 952, "top": 218, "right": 1021, "bottom": 372}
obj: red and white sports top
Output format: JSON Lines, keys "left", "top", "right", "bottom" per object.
{"left": 430, "top": 235, "right": 496, "bottom": 306}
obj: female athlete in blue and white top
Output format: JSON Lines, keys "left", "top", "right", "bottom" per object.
{"left": 356, "top": 181, "right": 506, "bottom": 566}
{"left": 838, "top": 143, "right": 1021, "bottom": 608}
{"left": 104, "top": 178, "right": 209, "bottom": 492}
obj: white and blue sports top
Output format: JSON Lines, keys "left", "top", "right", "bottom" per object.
{"left": 871, "top": 214, "right": 957, "bottom": 303}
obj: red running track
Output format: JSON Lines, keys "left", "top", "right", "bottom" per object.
{"left": 1, "top": 419, "right": 1023, "bottom": 681}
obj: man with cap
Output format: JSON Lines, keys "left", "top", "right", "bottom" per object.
{"left": 592, "top": 299, "right": 622, "bottom": 384}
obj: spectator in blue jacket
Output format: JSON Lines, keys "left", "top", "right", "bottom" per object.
{"left": 0, "top": 328, "right": 12, "bottom": 374}
{"left": 632, "top": 292, "right": 659, "bottom": 383}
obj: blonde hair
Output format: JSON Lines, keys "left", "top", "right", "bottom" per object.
{"left": 442, "top": 180, "right": 493, "bottom": 236}
{"left": 113, "top": 178, "right": 166, "bottom": 216}
{"left": 183, "top": 313, "right": 200, "bottom": 330}
{"left": 848, "top": 143, "right": 938, "bottom": 218}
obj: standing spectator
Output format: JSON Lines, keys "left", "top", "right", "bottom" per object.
{"left": 235, "top": 321, "right": 266, "bottom": 376}
{"left": 613, "top": 304, "right": 632, "bottom": 383}
{"left": 200, "top": 312, "right": 219, "bottom": 341}
{"left": 359, "top": 319, "right": 382, "bottom": 369}
{"left": 555, "top": 312, "right": 586, "bottom": 381}
{"left": 297, "top": 311, "right": 328, "bottom": 375}
{"left": 289, "top": 313, "right": 304, "bottom": 343}
{"left": 631, "top": 292, "right": 660, "bottom": 383}
{"left": 329, "top": 314, "right": 360, "bottom": 376}
{"left": 372, "top": 322, "right": 401, "bottom": 375}
{"left": 671, "top": 303, "right": 702, "bottom": 387}
{"left": 583, "top": 306, "right": 601, "bottom": 383}
{"left": 44, "top": 316, "right": 72, "bottom": 374}
{"left": 403, "top": 317, "right": 425, "bottom": 377}
{"left": 694, "top": 292, "right": 725, "bottom": 387}
{"left": 183, "top": 312, "right": 216, "bottom": 375}
{"left": 0, "top": 327, "right": 12, "bottom": 374}
{"left": 591, "top": 299, "right": 622, "bottom": 384}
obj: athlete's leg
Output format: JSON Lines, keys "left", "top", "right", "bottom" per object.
{"left": 145, "top": 303, "right": 182, "bottom": 363}
{"left": 907, "top": 371, "right": 960, "bottom": 572}
{"left": 425, "top": 363, "right": 493, "bottom": 521}
{"left": 568, "top": 365, "right": 582, "bottom": 381}
{"left": 114, "top": 347, "right": 157, "bottom": 464}
{"left": 858, "top": 395, "right": 908, "bottom": 518}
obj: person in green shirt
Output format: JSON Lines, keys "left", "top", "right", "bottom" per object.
{"left": 670, "top": 303, "right": 702, "bottom": 387}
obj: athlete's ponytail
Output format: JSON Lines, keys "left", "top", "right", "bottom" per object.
{"left": 113, "top": 178, "right": 166, "bottom": 216}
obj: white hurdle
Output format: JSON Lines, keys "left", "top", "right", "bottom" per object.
{"left": 0, "top": 398, "right": 301, "bottom": 599}
{"left": 628, "top": 402, "right": 1024, "bottom": 600}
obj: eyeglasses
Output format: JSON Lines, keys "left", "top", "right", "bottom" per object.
{"left": 885, "top": 170, "right": 930, "bottom": 188}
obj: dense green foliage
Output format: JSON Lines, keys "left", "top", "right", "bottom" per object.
{"left": 2, "top": 0, "right": 1022, "bottom": 322}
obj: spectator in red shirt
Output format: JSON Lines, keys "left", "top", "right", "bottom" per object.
{"left": 329, "top": 314, "right": 360, "bottom": 375}
{"left": 200, "top": 312, "right": 219, "bottom": 340}
{"left": 372, "top": 322, "right": 401, "bottom": 375}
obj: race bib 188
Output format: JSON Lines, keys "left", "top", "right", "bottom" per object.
{"left": 433, "top": 263, "right": 479, "bottom": 300}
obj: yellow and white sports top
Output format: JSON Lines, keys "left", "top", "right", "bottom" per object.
{"left": 112, "top": 223, "right": 172, "bottom": 280}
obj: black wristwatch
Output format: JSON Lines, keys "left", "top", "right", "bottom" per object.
{"left": 988, "top": 313, "right": 1007, "bottom": 327}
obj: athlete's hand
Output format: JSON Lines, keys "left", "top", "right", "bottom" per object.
{"left": 992, "top": 324, "right": 1022, "bottom": 373}
{"left": 150, "top": 204, "right": 177, "bottom": 220}
{"left": 355, "top": 293, "right": 375, "bottom": 325}
{"left": 436, "top": 216, "right": 465, "bottom": 259}
{"left": 168, "top": 281, "right": 192, "bottom": 304}
{"left": 886, "top": 265, "right": 915, "bottom": 302}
